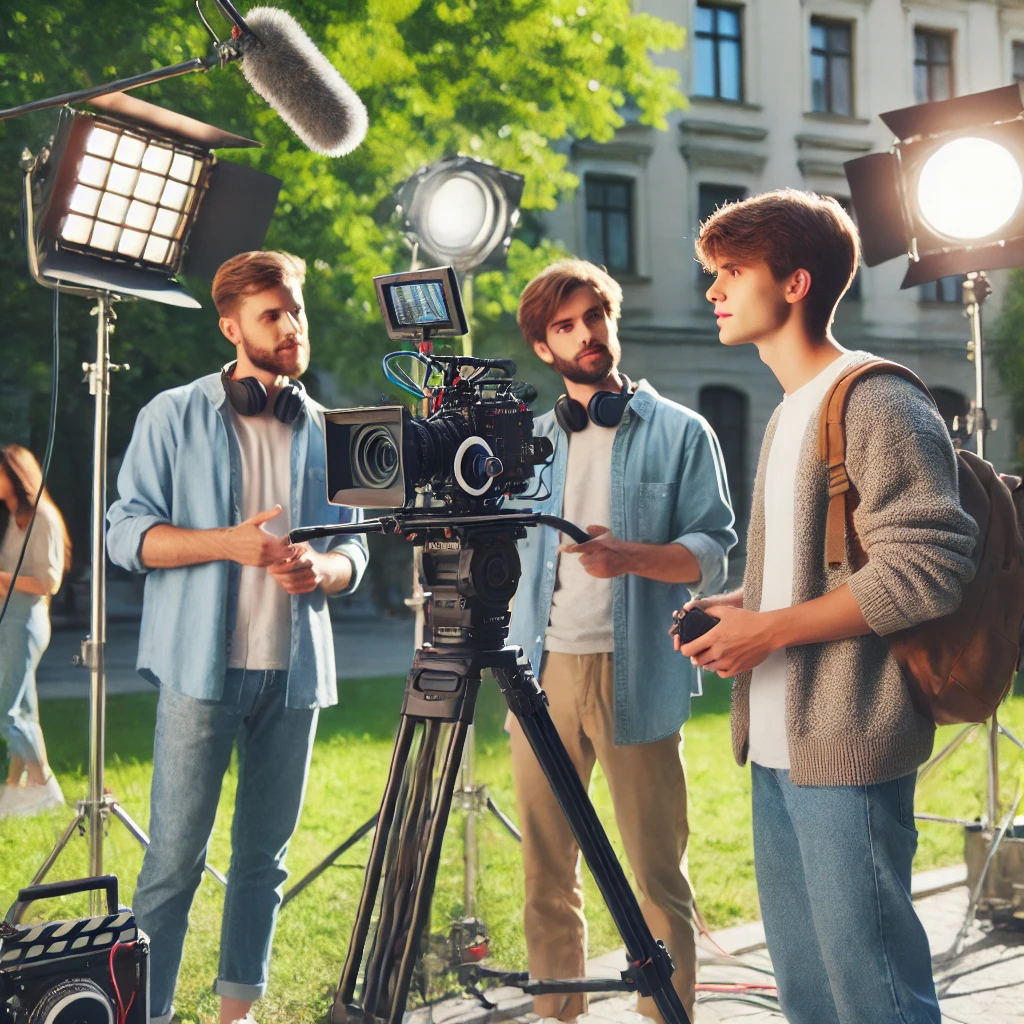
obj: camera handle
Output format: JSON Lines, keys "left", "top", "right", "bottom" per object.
{"left": 290, "top": 511, "right": 592, "bottom": 546}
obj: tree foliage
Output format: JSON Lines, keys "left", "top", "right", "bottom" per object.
{"left": 992, "top": 268, "right": 1024, "bottom": 472}
{"left": 0, "top": 0, "right": 684, "bottom": 567}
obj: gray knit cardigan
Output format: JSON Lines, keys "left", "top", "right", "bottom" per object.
{"left": 732, "top": 351, "right": 979, "bottom": 786}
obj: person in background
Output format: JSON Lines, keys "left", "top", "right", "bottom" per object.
{"left": 0, "top": 443, "right": 70, "bottom": 818}
{"left": 508, "top": 259, "right": 737, "bottom": 1024}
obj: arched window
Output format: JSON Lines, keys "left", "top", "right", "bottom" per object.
{"left": 699, "top": 385, "right": 749, "bottom": 544}
{"left": 931, "top": 386, "right": 971, "bottom": 447}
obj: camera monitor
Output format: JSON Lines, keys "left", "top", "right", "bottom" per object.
{"left": 374, "top": 266, "right": 469, "bottom": 341}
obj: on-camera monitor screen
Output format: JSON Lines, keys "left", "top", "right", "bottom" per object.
{"left": 388, "top": 281, "right": 451, "bottom": 327}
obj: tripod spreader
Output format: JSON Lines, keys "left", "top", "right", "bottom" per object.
{"left": 289, "top": 510, "right": 592, "bottom": 546}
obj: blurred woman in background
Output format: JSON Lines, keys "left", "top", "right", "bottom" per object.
{"left": 0, "top": 444, "right": 70, "bottom": 817}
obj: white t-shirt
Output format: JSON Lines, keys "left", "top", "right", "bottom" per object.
{"left": 228, "top": 406, "right": 294, "bottom": 670}
{"left": 748, "top": 353, "right": 856, "bottom": 769}
{"left": 0, "top": 501, "right": 65, "bottom": 597}
{"left": 544, "top": 421, "right": 617, "bottom": 654}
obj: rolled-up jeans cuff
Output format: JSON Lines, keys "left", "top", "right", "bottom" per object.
{"left": 214, "top": 978, "right": 266, "bottom": 1002}
{"left": 150, "top": 1008, "right": 174, "bottom": 1024}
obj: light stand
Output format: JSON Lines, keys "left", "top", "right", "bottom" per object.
{"left": 10, "top": 92, "right": 280, "bottom": 916}
{"left": 283, "top": 165, "right": 527, "bottom": 933}
{"left": 12, "top": 163, "right": 228, "bottom": 920}
{"left": 844, "top": 85, "right": 1024, "bottom": 948}
{"left": 914, "top": 272, "right": 1024, "bottom": 949}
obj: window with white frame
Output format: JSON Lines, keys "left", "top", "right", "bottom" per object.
{"left": 694, "top": 3, "right": 743, "bottom": 102}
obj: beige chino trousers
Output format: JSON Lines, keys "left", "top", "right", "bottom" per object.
{"left": 508, "top": 651, "right": 697, "bottom": 1024}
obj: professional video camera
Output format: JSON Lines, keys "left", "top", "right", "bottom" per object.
{"left": 322, "top": 266, "right": 553, "bottom": 512}
{"left": 294, "top": 265, "right": 691, "bottom": 1024}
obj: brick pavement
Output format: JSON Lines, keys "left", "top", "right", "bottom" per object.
{"left": 407, "top": 870, "right": 1024, "bottom": 1024}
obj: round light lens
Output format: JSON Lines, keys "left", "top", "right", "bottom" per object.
{"left": 917, "top": 137, "right": 1023, "bottom": 240}
{"left": 424, "top": 175, "right": 490, "bottom": 252}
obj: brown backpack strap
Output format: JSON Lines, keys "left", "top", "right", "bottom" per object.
{"left": 818, "top": 359, "right": 934, "bottom": 566}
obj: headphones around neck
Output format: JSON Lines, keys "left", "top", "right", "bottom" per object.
{"left": 220, "top": 362, "right": 306, "bottom": 425}
{"left": 554, "top": 375, "right": 635, "bottom": 434}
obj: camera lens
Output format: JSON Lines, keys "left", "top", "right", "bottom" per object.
{"left": 352, "top": 425, "right": 400, "bottom": 489}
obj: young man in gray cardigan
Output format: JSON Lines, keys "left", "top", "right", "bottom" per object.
{"left": 677, "top": 189, "right": 978, "bottom": 1024}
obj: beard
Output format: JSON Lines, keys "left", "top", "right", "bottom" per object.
{"left": 241, "top": 333, "right": 309, "bottom": 379}
{"left": 549, "top": 343, "right": 617, "bottom": 385}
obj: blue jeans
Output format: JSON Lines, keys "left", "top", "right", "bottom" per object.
{"left": 133, "top": 669, "right": 317, "bottom": 1022}
{"left": 751, "top": 763, "right": 940, "bottom": 1024}
{"left": 0, "top": 593, "right": 51, "bottom": 768}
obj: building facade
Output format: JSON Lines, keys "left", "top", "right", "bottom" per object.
{"left": 541, "top": 0, "right": 1022, "bottom": 557}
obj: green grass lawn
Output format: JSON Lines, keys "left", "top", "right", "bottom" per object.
{"left": 1, "top": 678, "right": 1022, "bottom": 1024}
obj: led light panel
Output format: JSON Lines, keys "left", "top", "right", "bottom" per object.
{"left": 56, "top": 121, "right": 209, "bottom": 272}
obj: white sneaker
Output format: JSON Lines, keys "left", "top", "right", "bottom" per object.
{"left": 0, "top": 776, "right": 64, "bottom": 818}
{"left": 230, "top": 1016, "right": 258, "bottom": 1024}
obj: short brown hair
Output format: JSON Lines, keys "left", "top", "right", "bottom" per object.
{"left": 212, "top": 250, "right": 307, "bottom": 318}
{"left": 517, "top": 259, "right": 623, "bottom": 345}
{"left": 696, "top": 189, "right": 860, "bottom": 335}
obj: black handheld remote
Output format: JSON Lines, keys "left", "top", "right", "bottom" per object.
{"left": 669, "top": 606, "right": 719, "bottom": 645}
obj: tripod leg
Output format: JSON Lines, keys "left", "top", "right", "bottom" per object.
{"left": 494, "top": 659, "right": 691, "bottom": 1024}
{"left": 362, "top": 720, "right": 442, "bottom": 1017}
{"left": 486, "top": 794, "right": 521, "bottom": 842}
{"left": 281, "top": 815, "right": 377, "bottom": 908}
{"left": 952, "top": 786, "right": 1024, "bottom": 957}
{"left": 333, "top": 714, "right": 417, "bottom": 1018}
{"left": 25, "top": 807, "right": 87, "bottom": 890}
{"left": 107, "top": 799, "right": 228, "bottom": 888}
{"left": 388, "top": 717, "right": 470, "bottom": 1024}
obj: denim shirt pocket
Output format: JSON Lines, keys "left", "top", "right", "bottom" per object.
{"left": 636, "top": 482, "right": 675, "bottom": 543}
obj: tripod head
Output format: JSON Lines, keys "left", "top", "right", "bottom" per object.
{"left": 291, "top": 510, "right": 589, "bottom": 651}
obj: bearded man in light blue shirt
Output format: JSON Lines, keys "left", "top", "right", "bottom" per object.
{"left": 507, "top": 259, "right": 736, "bottom": 1024}
{"left": 107, "top": 251, "right": 367, "bottom": 1024}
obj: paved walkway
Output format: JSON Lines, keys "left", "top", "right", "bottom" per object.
{"left": 37, "top": 615, "right": 416, "bottom": 698}
{"left": 408, "top": 868, "right": 1023, "bottom": 1024}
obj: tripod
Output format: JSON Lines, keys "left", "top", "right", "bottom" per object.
{"left": 915, "top": 270, "right": 1024, "bottom": 951}
{"left": 289, "top": 511, "right": 691, "bottom": 1024}
{"left": 16, "top": 161, "right": 226, "bottom": 919}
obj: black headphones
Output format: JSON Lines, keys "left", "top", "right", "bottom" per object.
{"left": 220, "top": 362, "right": 306, "bottom": 425}
{"left": 554, "top": 375, "right": 635, "bottom": 434}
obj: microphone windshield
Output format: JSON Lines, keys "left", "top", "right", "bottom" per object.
{"left": 240, "top": 7, "right": 369, "bottom": 157}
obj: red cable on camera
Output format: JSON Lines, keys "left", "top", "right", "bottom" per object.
{"left": 109, "top": 940, "right": 138, "bottom": 1024}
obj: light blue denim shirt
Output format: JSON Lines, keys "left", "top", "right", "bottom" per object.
{"left": 106, "top": 372, "right": 368, "bottom": 710}
{"left": 508, "top": 381, "right": 736, "bottom": 745}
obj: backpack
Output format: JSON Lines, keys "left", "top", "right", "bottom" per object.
{"left": 819, "top": 359, "right": 1024, "bottom": 725}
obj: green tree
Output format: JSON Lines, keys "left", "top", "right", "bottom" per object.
{"left": 0, "top": 0, "right": 685, "bottom": 575}
{"left": 993, "top": 267, "right": 1024, "bottom": 473}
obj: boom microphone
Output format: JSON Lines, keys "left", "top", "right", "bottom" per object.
{"left": 238, "top": 6, "right": 369, "bottom": 157}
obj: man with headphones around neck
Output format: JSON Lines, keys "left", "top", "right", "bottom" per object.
{"left": 507, "top": 260, "right": 737, "bottom": 1024}
{"left": 107, "top": 251, "right": 368, "bottom": 1024}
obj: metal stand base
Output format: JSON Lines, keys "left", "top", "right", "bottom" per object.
{"left": 917, "top": 715, "right": 1024, "bottom": 956}
{"left": 282, "top": 815, "right": 378, "bottom": 909}
{"left": 21, "top": 791, "right": 227, "bottom": 921}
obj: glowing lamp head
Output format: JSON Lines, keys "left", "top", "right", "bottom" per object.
{"left": 424, "top": 175, "right": 492, "bottom": 253}
{"left": 917, "top": 137, "right": 1023, "bottom": 241}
